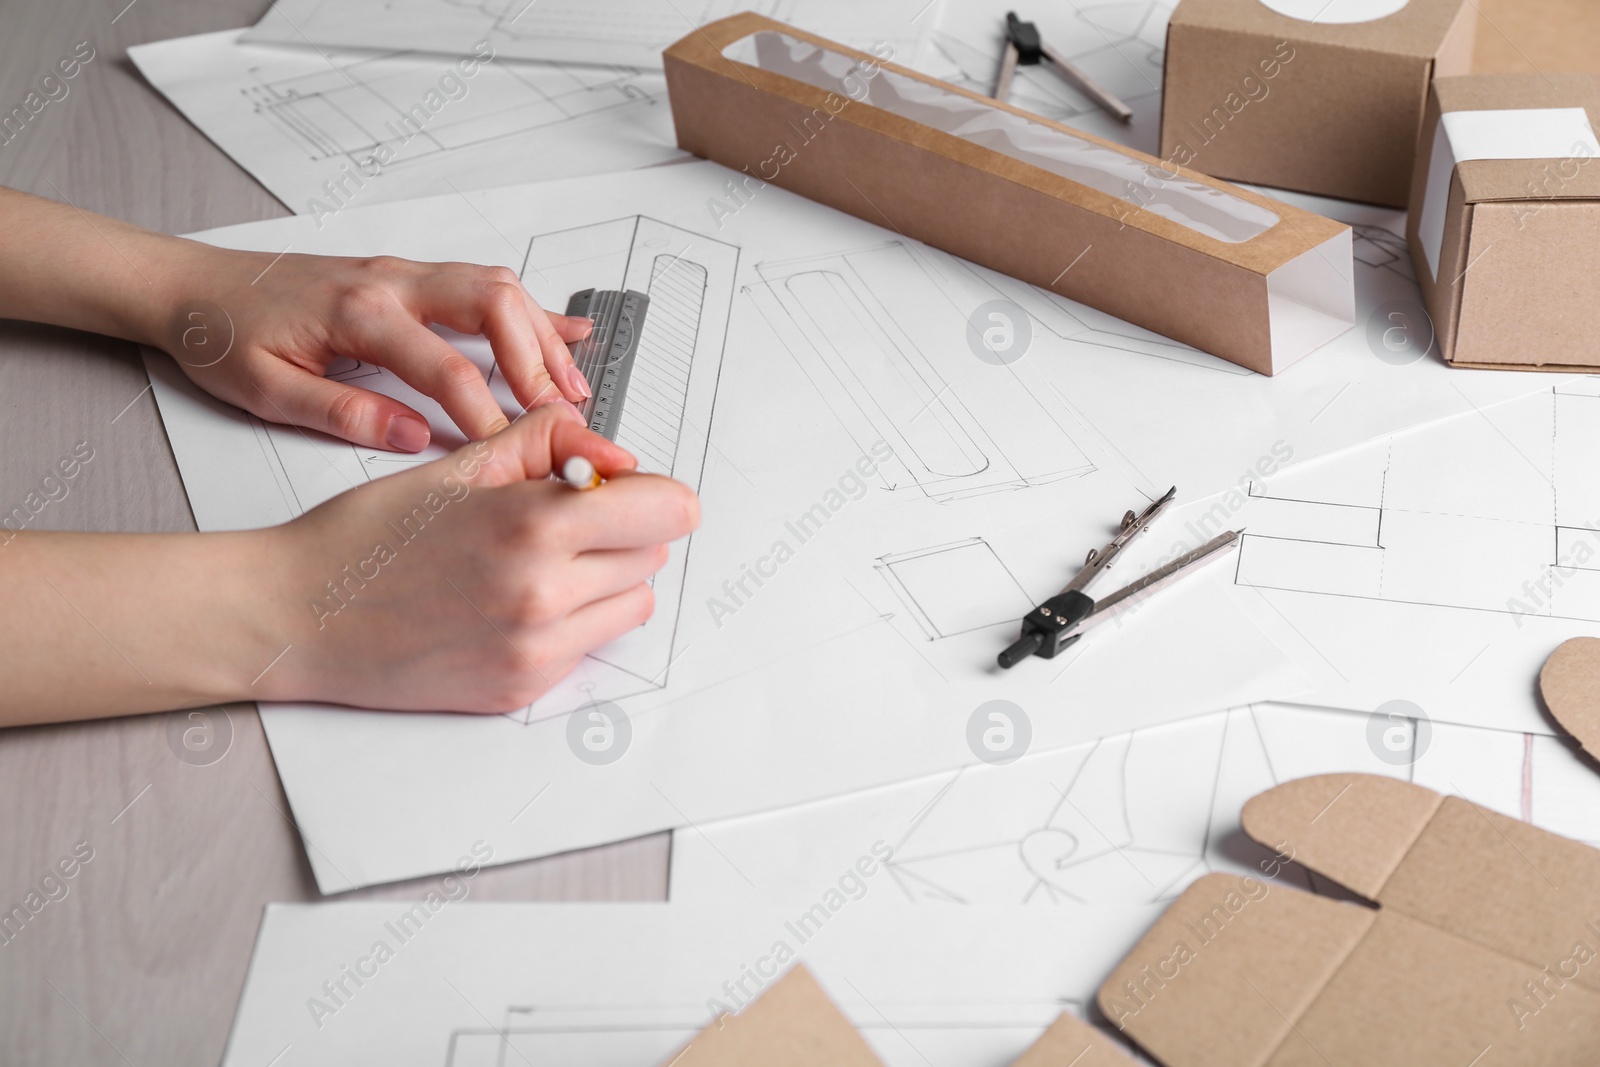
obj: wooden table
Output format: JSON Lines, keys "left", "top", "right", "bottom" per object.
{"left": 0, "top": 3, "right": 665, "bottom": 1063}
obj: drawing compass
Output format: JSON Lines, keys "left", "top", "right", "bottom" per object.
{"left": 990, "top": 11, "right": 1134, "bottom": 124}
{"left": 997, "top": 487, "right": 1241, "bottom": 669}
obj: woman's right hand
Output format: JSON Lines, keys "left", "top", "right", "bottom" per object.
{"left": 255, "top": 403, "right": 700, "bottom": 712}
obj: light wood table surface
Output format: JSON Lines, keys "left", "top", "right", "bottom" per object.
{"left": 0, "top": 3, "right": 666, "bottom": 1064}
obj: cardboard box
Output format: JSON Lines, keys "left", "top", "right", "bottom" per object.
{"left": 1099, "top": 773, "right": 1600, "bottom": 1065}
{"left": 1405, "top": 73, "right": 1600, "bottom": 370}
{"left": 1474, "top": 0, "right": 1600, "bottom": 76}
{"left": 1161, "top": 0, "right": 1477, "bottom": 207}
{"left": 664, "top": 13, "right": 1354, "bottom": 376}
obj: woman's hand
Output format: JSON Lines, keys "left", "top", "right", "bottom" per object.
{"left": 255, "top": 404, "right": 700, "bottom": 712}
{"left": 0, "top": 186, "right": 592, "bottom": 452}
{"left": 157, "top": 244, "right": 595, "bottom": 452}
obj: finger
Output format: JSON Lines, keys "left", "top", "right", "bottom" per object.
{"left": 532, "top": 471, "right": 700, "bottom": 551}
{"left": 248, "top": 357, "right": 432, "bottom": 451}
{"left": 548, "top": 312, "right": 595, "bottom": 343}
{"left": 411, "top": 273, "right": 587, "bottom": 412}
{"left": 567, "top": 544, "right": 672, "bottom": 605}
{"left": 547, "top": 583, "right": 657, "bottom": 660}
{"left": 466, "top": 404, "right": 635, "bottom": 487}
{"left": 343, "top": 310, "right": 509, "bottom": 441}
{"left": 518, "top": 290, "right": 588, "bottom": 401}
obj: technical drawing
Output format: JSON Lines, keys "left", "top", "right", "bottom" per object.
{"left": 235, "top": 216, "right": 734, "bottom": 726}
{"left": 1234, "top": 384, "right": 1600, "bottom": 624}
{"left": 440, "top": 999, "right": 1074, "bottom": 1065}
{"left": 246, "top": 0, "right": 937, "bottom": 73}
{"left": 749, "top": 242, "right": 1097, "bottom": 501}
{"left": 1351, "top": 223, "right": 1416, "bottom": 282}
{"left": 243, "top": 45, "right": 661, "bottom": 174}
{"left": 874, "top": 538, "right": 1035, "bottom": 640}
{"left": 512, "top": 216, "right": 738, "bottom": 720}
{"left": 879, "top": 704, "right": 1414, "bottom": 906}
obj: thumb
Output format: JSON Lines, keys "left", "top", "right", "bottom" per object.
{"left": 468, "top": 403, "right": 637, "bottom": 487}
{"left": 251, "top": 359, "right": 432, "bottom": 452}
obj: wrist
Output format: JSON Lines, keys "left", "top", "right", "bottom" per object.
{"left": 118, "top": 234, "right": 231, "bottom": 353}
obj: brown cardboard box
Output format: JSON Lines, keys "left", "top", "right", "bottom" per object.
{"left": 1474, "top": 0, "right": 1600, "bottom": 76}
{"left": 664, "top": 13, "right": 1355, "bottom": 376}
{"left": 1161, "top": 0, "right": 1477, "bottom": 207}
{"left": 1099, "top": 773, "right": 1600, "bottom": 1065}
{"left": 1405, "top": 73, "right": 1600, "bottom": 370}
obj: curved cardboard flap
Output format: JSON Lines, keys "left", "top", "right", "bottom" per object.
{"left": 1240, "top": 773, "right": 1442, "bottom": 901}
{"left": 1540, "top": 637, "right": 1600, "bottom": 760}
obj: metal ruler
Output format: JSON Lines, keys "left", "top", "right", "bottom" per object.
{"left": 564, "top": 288, "right": 649, "bottom": 442}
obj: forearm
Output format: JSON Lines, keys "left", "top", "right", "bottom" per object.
{"left": 0, "top": 185, "right": 209, "bottom": 348}
{"left": 0, "top": 528, "right": 288, "bottom": 724}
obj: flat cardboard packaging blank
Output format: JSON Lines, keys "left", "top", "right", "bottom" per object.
{"left": 1405, "top": 73, "right": 1600, "bottom": 371}
{"left": 666, "top": 964, "right": 884, "bottom": 1066}
{"left": 1161, "top": 0, "right": 1476, "bottom": 207}
{"left": 663, "top": 13, "right": 1354, "bottom": 376}
{"left": 1099, "top": 773, "right": 1600, "bottom": 1065}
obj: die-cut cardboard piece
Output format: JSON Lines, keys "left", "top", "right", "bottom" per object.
{"left": 1009, "top": 1012, "right": 1140, "bottom": 1066}
{"left": 1099, "top": 774, "right": 1600, "bottom": 1066}
{"left": 1540, "top": 637, "right": 1600, "bottom": 762}
{"left": 666, "top": 964, "right": 884, "bottom": 1066}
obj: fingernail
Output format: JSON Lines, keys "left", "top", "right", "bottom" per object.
{"left": 561, "top": 401, "right": 586, "bottom": 425}
{"left": 567, "top": 365, "right": 593, "bottom": 400}
{"left": 386, "top": 416, "right": 430, "bottom": 452}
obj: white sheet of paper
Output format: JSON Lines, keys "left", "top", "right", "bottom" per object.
{"left": 669, "top": 701, "right": 1600, "bottom": 903}
{"left": 1151, "top": 383, "right": 1600, "bottom": 733}
{"left": 128, "top": 29, "right": 685, "bottom": 215}
{"left": 241, "top": 0, "right": 945, "bottom": 73}
{"left": 220, "top": 901, "right": 1162, "bottom": 1066}
{"left": 146, "top": 162, "right": 1568, "bottom": 892}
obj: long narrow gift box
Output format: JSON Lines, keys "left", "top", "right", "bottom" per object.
{"left": 664, "top": 14, "right": 1354, "bottom": 376}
